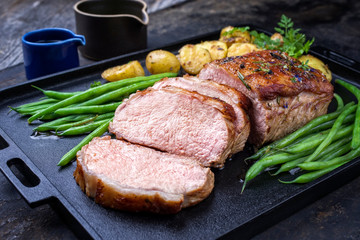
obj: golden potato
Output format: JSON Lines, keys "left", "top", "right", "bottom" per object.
{"left": 270, "top": 33, "right": 284, "bottom": 44}
{"left": 101, "top": 60, "right": 145, "bottom": 82}
{"left": 219, "top": 26, "right": 252, "bottom": 47}
{"left": 197, "top": 40, "right": 228, "bottom": 60}
{"left": 178, "top": 44, "right": 212, "bottom": 75}
{"left": 227, "top": 43, "right": 259, "bottom": 57}
{"left": 145, "top": 50, "right": 180, "bottom": 74}
{"left": 298, "top": 54, "right": 332, "bottom": 81}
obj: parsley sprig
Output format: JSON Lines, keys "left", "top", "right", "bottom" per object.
{"left": 222, "top": 26, "right": 250, "bottom": 36}
{"left": 249, "top": 14, "right": 314, "bottom": 58}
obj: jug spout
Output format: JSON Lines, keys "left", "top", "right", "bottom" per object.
{"left": 72, "top": 34, "right": 86, "bottom": 46}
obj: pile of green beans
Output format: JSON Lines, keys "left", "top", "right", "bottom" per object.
{"left": 242, "top": 79, "right": 360, "bottom": 192}
{"left": 10, "top": 72, "right": 177, "bottom": 166}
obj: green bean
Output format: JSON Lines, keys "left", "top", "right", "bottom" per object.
{"left": 10, "top": 103, "right": 56, "bottom": 115}
{"left": 28, "top": 73, "right": 177, "bottom": 123}
{"left": 35, "top": 113, "right": 114, "bottom": 132}
{"left": 38, "top": 113, "right": 61, "bottom": 120}
{"left": 38, "top": 114, "right": 94, "bottom": 127}
{"left": 256, "top": 112, "right": 355, "bottom": 160}
{"left": 57, "top": 118, "right": 112, "bottom": 166}
{"left": 272, "top": 156, "right": 308, "bottom": 176}
{"left": 316, "top": 141, "right": 352, "bottom": 162}
{"left": 58, "top": 114, "right": 113, "bottom": 129}
{"left": 57, "top": 119, "right": 110, "bottom": 136}
{"left": 310, "top": 113, "right": 355, "bottom": 133}
{"left": 246, "top": 108, "right": 347, "bottom": 160}
{"left": 304, "top": 104, "right": 357, "bottom": 162}
{"left": 35, "top": 115, "right": 99, "bottom": 132}
{"left": 242, "top": 125, "right": 354, "bottom": 192}
{"left": 255, "top": 131, "right": 325, "bottom": 160}
{"left": 335, "top": 79, "right": 360, "bottom": 149}
{"left": 93, "top": 112, "right": 114, "bottom": 121}
{"left": 11, "top": 98, "right": 58, "bottom": 110}
{"left": 241, "top": 149, "right": 312, "bottom": 193}
{"left": 54, "top": 102, "right": 121, "bottom": 116}
{"left": 273, "top": 135, "right": 353, "bottom": 175}
{"left": 78, "top": 79, "right": 160, "bottom": 106}
{"left": 279, "top": 163, "right": 343, "bottom": 184}
{"left": 298, "top": 146, "right": 360, "bottom": 171}
{"left": 334, "top": 93, "right": 344, "bottom": 110}
{"left": 32, "top": 85, "right": 80, "bottom": 100}
{"left": 291, "top": 140, "right": 351, "bottom": 173}
{"left": 285, "top": 124, "right": 353, "bottom": 154}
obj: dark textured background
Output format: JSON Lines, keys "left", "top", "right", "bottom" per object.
{"left": 1, "top": 0, "right": 360, "bottom": 239}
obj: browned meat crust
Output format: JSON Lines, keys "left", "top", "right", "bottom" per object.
{"left": 198, "top": 50, "right": 334, "bottom": 146}
{"left": 206, "top": 50, "right": 333, "bottom": 100}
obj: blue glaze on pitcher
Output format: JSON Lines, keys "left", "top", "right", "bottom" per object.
{"left": 22, "top": 28, "right": 86, "bottom": 80}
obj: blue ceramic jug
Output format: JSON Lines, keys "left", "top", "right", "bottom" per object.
{"left": 22, "top": 28, "right": 86, "bottom": 80}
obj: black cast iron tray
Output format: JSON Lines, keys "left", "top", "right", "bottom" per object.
{"left": 1, "top": 28, "right": 360, "bottom": 240}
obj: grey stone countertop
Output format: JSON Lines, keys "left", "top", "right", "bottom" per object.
{"left": 1, "top": 0, "right": 360, "bottom": 239}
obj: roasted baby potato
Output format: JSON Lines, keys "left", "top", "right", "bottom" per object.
{"left": 145, "top": 50, "right": 180, "bottom": 74}
{"left": 197, "top": 40, "right": 228, "bottom": 60}
{"left": 178, "top": 44, "right": 212, "bottom": 75}
{"left": 298, "top": 54, "right": 332, "bottom": 81}
{"left": 101, "top": 60, "right": 145, "bottom": 82}
{"left": 219, "top": 26, "right": 252, "bottom": 47}
{"left": 227, "top": 43, "right": 259, "bottom": 57}
{"left": 270, "top": 32, "right": 284, "bottom": 44}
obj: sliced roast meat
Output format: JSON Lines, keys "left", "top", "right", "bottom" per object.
{"left": 109, "top": 86, "right": 237, "bottom": 168}
{"left": 152, "top": 75, "right": 250, "bottom": 154}
{"left": 198, "top": 50, "right": 334, "bottom": 146}
{"left": 74, "top": 136, "right": 214, "bottom": 214}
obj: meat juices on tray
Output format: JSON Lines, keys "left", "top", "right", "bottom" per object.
{"left": 198, "top": 50, "right": 334, "bottom": 146}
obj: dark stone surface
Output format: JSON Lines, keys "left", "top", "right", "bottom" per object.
{"left": 0, "top": 0, "right": 360, "bottom": 239}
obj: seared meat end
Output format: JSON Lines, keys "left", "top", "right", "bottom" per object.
{"left": 198, "top": 50, "right": 334, "bottom": 146}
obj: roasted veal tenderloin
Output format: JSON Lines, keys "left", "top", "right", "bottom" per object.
{"left": 198, "top": 50, "right": 334, "bottom": 146}
{"left": 74, "top": 136, "right": 214, "bottom": 214}
{"left": 152, "top": 75, "right": 250, "bottom": 154}
{"left": 109, "top": 86, "right": 239, "bottom": 168}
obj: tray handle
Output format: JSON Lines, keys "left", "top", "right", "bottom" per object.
{"left": 311, "top": 46, "right": 360, "bottom": 75}
{"left": 0, "top": 129, "right": 56, "bottom": 207}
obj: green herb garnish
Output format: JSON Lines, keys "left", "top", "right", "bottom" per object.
{"left": 274, "top": 15, "right": 314, "bottom": 58}
{"left": 298, "top": 59, "right": 311, "bottom": 71}
{"left": 250, "top": 30, "right": 280, "bottom": 50}
{"left": 249, "top": 14, "right": 314, "bottom": 58}
{"left": 238, "top": 72, "right": 251, "bottom": 90}
{"left": 90, "top": 81, "right": 102, "bottom": 88}
{"left": 222, "top": 26, "right": 250, "bottom": 36}
{"left": 290, "top": 76, "right": 297, "bottom": 83}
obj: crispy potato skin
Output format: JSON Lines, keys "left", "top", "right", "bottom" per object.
{"left": 179, "top": 44, "right": 212, "bottom": 75}
{"left": 227, "top": 43, "right": 259, "bottom": 57}
{"left": 270, "top": 32, "right": 284, "bottom": 43}
{"left": 145, "top": 50, "right": 180, "bottom": 74}
{"left": 219, "top": 26, "right": 252, "bottom": 47}
{"left": 101, "top": 61, "right": 145, "bottom": 82}
{"left": 197, "top": 41, "right": 228, "bottom": 60}
{"left": 298, "top": 54, "right": 332, "bottom": 81}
